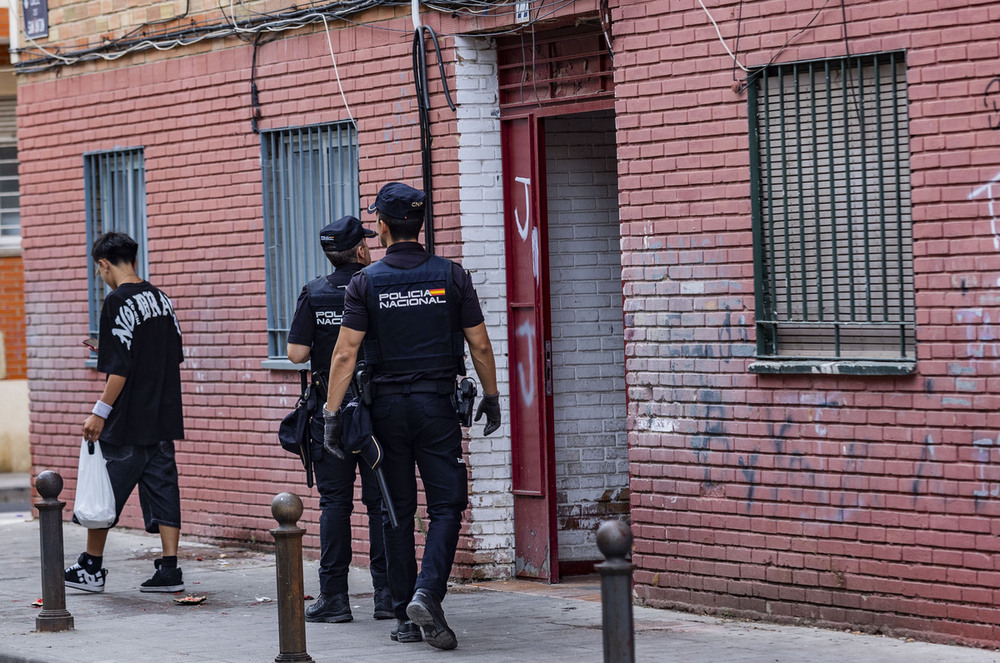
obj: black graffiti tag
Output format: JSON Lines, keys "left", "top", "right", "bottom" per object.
{"left": 986, "top": 77, "right": 1000, "bottom": 130}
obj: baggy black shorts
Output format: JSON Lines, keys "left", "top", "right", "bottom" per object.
{"left": 101, "top": 439, "right": 182, "bottom": 533}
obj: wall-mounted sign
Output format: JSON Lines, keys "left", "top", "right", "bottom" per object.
{"left": 22, "top": 0, "right": 49, "bottom": 40}
{"left": 515, "top": 1, "right": 530, "bottom": 24}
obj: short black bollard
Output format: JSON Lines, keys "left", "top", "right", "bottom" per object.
{"left": 596, "top": 520, "right": 635, "bottom": 663}
{"left": 34, "top": 470, "right": 74, "bottom": 632}
{"left": 270, "top": 492, "right": 314, "bottom": 663}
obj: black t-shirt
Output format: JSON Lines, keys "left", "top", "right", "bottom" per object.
{"left": 97, "top": 281, "right": 184, "bottom": 446}
{"left": 342, "top": 242, "right": 485, "bottom": 383}
{"left": 287, "top": 263, "right": 364, "bottom": 374}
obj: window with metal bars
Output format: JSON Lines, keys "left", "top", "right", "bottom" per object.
{"left": 0, "top": 97, "right": 19, "bottom": 251}
{"left": 260, "top": 122, "right": 360, "bottom": 361}
{"left": 748, "top": 51, "right": 915, "bottom": 374}
{"left": 83, "top": 148, "right": 148, "bottom": 343}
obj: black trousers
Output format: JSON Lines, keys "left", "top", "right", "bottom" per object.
{"left": 312, "top": 444, "right": 388, "bottom": 595}
{"left": 370, "top": 391, "right": 468, "bottom": 619}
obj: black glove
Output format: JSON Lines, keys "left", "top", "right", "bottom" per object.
{"left": 323, "top": 407, "right": 345, "bottom": 459}
{"left": 474, "top": 393, "right": 501, "bottom": 436}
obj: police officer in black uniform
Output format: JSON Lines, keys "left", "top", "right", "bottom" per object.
{"left": 286, "top": 215, "right": 392, "bottom": 623}
{"left": 323, "top": 183, "right": 502, "bottom": 650}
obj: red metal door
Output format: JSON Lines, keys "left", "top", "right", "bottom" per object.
{"left": 502, "top": 114, "right": 559, "bottom": 582}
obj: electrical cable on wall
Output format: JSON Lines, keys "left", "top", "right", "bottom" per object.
{"left": 412, "top": 22, "right": 456, "bottom": 255}
{"left": 698, "top": 0, "right": 747, "bottom": 73}
{"left": 13, "top": 0, "right": 583, "bottom": 72}
{"left": 729, "top": 0, "right": 835, "bottom": 93}
{"left": 598, "top": 0, "right": 613, "bottom": 60}
{"left": 14, "top": 0, "right": 382, "bottom": 71}
{"left": 250, "top": 32, "right": 266, "bottom": 134}
{"left": 319, "top": 13, "right": 358, "bottom": 130}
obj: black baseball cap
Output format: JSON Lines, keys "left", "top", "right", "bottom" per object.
{"left": 319, "top": 215, "right": 376, "bottom": 252}
{"left": 366, "top": 182, "right": 426, "bottom": 220}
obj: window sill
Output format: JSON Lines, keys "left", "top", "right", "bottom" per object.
{"left": 0, "top": 241, "right": 22, "bottom": 258}
{"left": 262, "top": 358, "right": 310, "bottom": 372}
{"left": 749, "top": 359, "right": 916, "bottom": 376}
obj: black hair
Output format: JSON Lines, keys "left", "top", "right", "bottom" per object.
{"left": 91, "top": 232, "right": 138, "bottom": 266}
{"left": 378, "top": 211, "right": 423, "bottom": 242}
{"left": 324, "top": 243, "right": 362, "bottom": 267}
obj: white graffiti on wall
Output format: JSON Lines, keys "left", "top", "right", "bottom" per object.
{"left": 955, "top": 307, "right": 1000, "bottom": 359}
{"left": 969, "top": 170, "right": 1000, "bottom": 250}
{"left": 514, "top": 176, "right": 531, "bottom": 240}
{"left": 973, "top": 434, "right": 1000, "bottom": 498}
{"left": 513, "top": 176, "right": 540, "bottom": 282}
{"left": 516, "top": 320, "right": 537, "bottom": 407}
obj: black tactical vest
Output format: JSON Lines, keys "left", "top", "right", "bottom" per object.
{"left": 305, "top": 275, "right": 347, "bottom": 375}
{"left": 362, "top": 255, "right": 464, "bottom": 376}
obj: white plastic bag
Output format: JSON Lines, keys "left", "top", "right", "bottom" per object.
{"left": 73, "top": 439, "right": 116, "bottom": 529}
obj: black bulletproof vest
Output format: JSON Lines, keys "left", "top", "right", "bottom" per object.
{"left": 362, "top": 255, "right": 464, "bottom": 376}
{"left": 305, "top": 275, "right": 347, "bottom": 375}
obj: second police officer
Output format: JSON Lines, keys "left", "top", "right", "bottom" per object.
{"left": 323, "top": 182, "right": 502, "bottom": 650}
{"left": 286, "top": 215, "right": 392, "bottom": 623}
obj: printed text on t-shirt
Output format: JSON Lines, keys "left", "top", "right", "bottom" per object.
{"left": 112, "top": 290, "right": 180, "bottom": 350}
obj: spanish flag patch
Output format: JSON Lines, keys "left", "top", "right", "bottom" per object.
{"left": 428, "top": 288, "right": 445, "bottom": 296}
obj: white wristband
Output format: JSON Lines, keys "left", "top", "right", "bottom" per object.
{"left": 92, "top": 400, "right": 113, "bottom": 419}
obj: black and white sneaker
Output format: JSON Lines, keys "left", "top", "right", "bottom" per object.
{"left": 65, "top": 553, "right": 108, "bottom": 593}
{"left": 139, "top": 559, "right": 184, "bottom": 593}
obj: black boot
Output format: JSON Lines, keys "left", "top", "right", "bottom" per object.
{"left": 390, "top": 618, "right": 423, "bottom": 643}
{"left": 373, "top": 587, "right": 393, "bottom": 620}
{"left": 305, "top": 593, "right": 352, "bottom": 623}
{"left": 406, "top": 588, "right": 457, "bottom": 650}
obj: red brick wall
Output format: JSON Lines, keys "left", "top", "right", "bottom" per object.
{"left": 19, "top": 0, "right": 1000, "bottom": 648}
{"left": 0, "top": 255, "right": 26, "bottom": 379}
{"left": 18, "top": 13, "right": 465, "bottom": 567}
{"left": 615, "top": 0, "right": 1000, "bottom": 648}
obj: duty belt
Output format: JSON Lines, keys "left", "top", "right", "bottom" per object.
{"left": 373, "top": 380, "right": 455, "bottom": 398}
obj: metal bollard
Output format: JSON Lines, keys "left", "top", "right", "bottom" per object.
{"left": 270, "top": 492, "right": 314, "bottom": 663}
{"left": 596, "top": 520, "right": 635, "bottom": 663}
{"left": 34, "top": 470, "right": 74, "bottom": 632}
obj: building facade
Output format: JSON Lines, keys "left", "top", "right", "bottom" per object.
{"left": 0, "top": 1, "right": 27, "bottom": 474}
{"left": 16, "top": 0, "right": 1000, "bottom": 647}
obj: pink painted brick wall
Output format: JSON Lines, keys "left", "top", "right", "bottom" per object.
{"left": 19, "top": 12, "right": 466, "bottom": 571}
{"left": 19, "top": 0, "right": 1000, "bottom": 647}
{"left": 615, "top": 0, "right": 1000, "bottom": 647}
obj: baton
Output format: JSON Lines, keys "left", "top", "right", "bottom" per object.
{"left": 356, "top": 432, "right": 399, "bottom": 529}
{"left": 304, "top": 445, "right": 314, "bottom": 489}
{"left": 372, "top": 466, "right": 399, "bottom": 529}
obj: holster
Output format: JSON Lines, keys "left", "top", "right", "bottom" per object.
{"left": 454, "top": 377, "right": 477, "bottom": 427}
{"left": 354, "top": 363, "right": 373, "bottom": 406}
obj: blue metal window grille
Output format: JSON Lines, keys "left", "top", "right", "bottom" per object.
{"left": 83, "top": 148, "right": 148, "bottom": 341}
{"left": 749, "top": 51, "right": 915, "bottom": 369}
{"left": 260, "top": 122, "right": 360, "bottom": 359}
{"left": 0, "top": 144, "right": 19, "bottom": 242}
{"left": 0, "top": 97, "right": 20, "bottom": 248}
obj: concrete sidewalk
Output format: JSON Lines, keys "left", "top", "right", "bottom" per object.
{"left": 1, "top": 512, "right": 999, "bottom": 663}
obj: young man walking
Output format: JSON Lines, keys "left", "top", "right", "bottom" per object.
{"left": 286, "top": 215, "right": 392, "bottom": 623}
{"left": 65, "top": 231, "right": 186, "bottom": 594}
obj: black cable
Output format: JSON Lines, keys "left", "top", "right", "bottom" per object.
{"left": 421, "top": 26, "right": 456, "bottom": 112}
{"left": 15, "top": 0, "right": 579, "bottom": 72}
{"left": 15, "top": 0, "right": 382, "bottom": 71}
{"left": 412, "top": 27, "right": 434, "bottom": 254}
{"left": 735, "top": 0, "right": 832, "bottom": 94}
{"left": 732, "top": 0, "right": 744, "bottom": 83}
{"left": 411, "top": 24, "right": 457, "bottom": 255}
{"left": 840, "top": 0, "right": 863, "bottom": 125}
{"left": 250, "top": 32, "right": 265, "bottom": 134}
